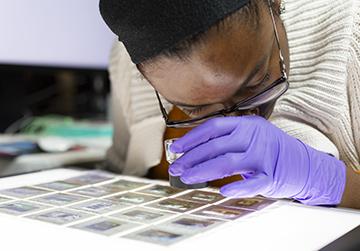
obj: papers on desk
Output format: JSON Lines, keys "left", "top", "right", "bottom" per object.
{"left": 1, "top": 168, "right": 360, "bottom": 251}
{"left": 0, "top": 169, "right": 275, "bottom": 246}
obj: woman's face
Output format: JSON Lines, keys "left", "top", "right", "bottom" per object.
{"left": 140, "top": 2, "right": 290, "bottom": 120}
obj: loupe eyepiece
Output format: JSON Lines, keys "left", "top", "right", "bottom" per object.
{"left": 165, "top": 139, "right": 208, "bottom": 189}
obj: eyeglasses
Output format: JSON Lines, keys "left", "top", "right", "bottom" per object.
{"left": 155, "top": 0, "right": 289, "bottom": 128}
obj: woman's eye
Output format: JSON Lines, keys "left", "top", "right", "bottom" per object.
{"left": 182, "top": 107, "right": 206, "bottom": 116}
{"left": 248, "top": 73, "right": 271, "bottom": 91}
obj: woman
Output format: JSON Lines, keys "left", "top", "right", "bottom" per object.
{"left": 100, "top": 0, "right": 360, "bottom": 208}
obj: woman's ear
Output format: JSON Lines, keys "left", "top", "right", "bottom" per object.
{"left": 277, "top": 0, "right": 286, "bottom": 15}
{"left": 269, "top": 0, "right": 284, "bottom": 15}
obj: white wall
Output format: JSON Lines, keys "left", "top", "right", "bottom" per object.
{"left": 0, "top": 0, "right": 116, "bottom": 69}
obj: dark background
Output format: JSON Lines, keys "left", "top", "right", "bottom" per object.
{"left": 0, "top": 65, "right": 110, "bottom": 132}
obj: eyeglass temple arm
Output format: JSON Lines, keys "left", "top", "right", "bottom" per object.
{"left": 155, "top": 91, "right": 170, "bottom": 121}
{"left": 268, "top": 0, "right": 288, "bottom": 79}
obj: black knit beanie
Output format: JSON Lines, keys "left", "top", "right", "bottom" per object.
{"left": 99, "top": 0, "right": 250, "bottom": 64}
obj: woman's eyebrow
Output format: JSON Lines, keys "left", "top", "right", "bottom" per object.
{"left": 232, "top": 52, "right": 271, "bottom": 99}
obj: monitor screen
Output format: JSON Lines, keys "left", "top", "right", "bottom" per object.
{"left": 0, "top": 0, "right": 116, "bottom": 70}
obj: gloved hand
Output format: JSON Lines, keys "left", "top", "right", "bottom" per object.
{"left": 169, "top": 116, "right": 346, "bottom": 205}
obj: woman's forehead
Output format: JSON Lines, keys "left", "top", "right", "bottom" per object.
{"left": 142, "top": 13, "right": 274, "bottom": 106}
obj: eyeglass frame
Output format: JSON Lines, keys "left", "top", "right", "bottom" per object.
{"left": 155, "top": 0, "right": 289, "bottom": 128}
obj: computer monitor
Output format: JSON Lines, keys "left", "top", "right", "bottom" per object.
{"left": 0, "top": 0, "right": 116, "bottom": 131}
{"left": 0, "top": 0, "right": 115, "bottom": 70}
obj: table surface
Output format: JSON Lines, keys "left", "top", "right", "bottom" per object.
{"left": 0, "top": 168, "right": 359, "bottom": 251}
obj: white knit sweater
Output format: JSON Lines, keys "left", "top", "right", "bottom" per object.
{"left": 106, "top": 0, "right": 360, "bottom": 176}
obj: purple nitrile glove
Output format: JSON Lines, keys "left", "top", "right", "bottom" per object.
{"left": 169, "top": 116, "right": 346, "bottom": 205}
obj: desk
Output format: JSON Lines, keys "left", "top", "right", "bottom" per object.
{"left": 0, "top": 168, "right": 359, "bottom": 251}
{"left": 0, "top": 135, "right": 111, "bottom": 177}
